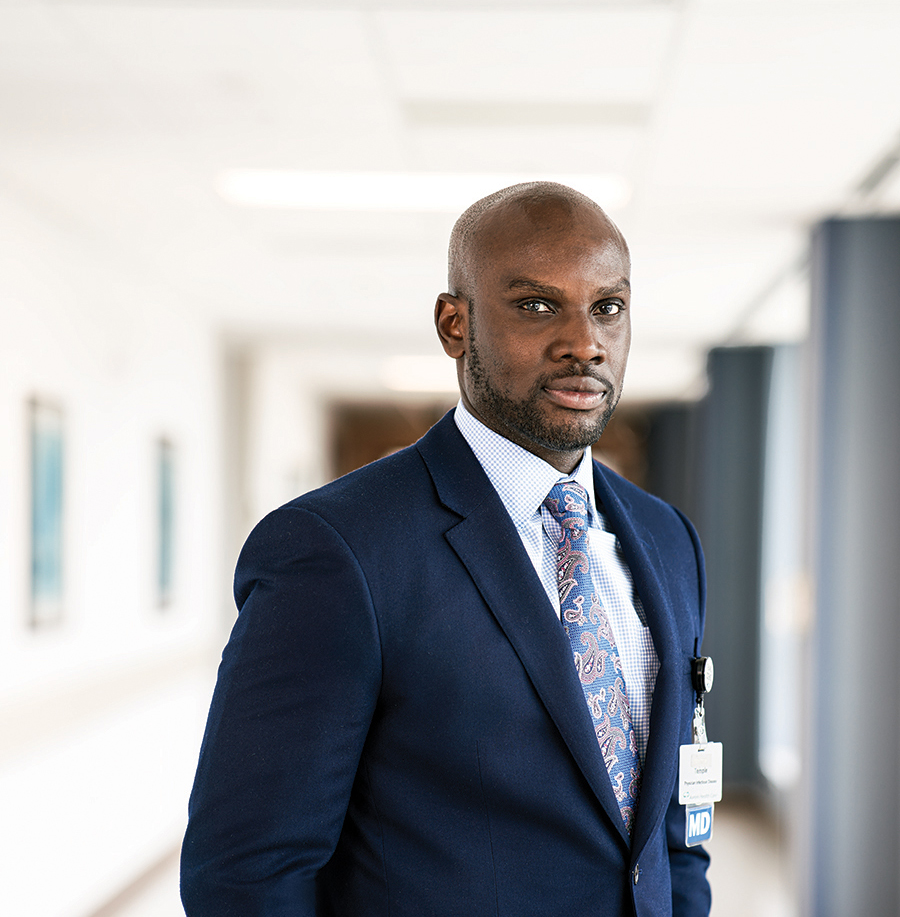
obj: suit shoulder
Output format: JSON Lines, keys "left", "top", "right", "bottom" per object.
{"left": 295, "top": 443, "right": 426, "bottom": 511}
{"left": 594, "top": 458, "right": 679, "bottom": 516}
{"left": 233, "top": 450, "right": 419, "bottom": 611}
{"left": 594, "top": 459, "right": 701, "bottom": 547}
{"left": 243, "top": 442, "right": 433, "bottom": 557}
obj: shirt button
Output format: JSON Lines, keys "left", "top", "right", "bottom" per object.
{"left": 633, "top": 864, "right": 640, "bottom": 885}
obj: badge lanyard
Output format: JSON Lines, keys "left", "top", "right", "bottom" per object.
{"left": 679, "top": 655, "right": 723, "bottom": 847}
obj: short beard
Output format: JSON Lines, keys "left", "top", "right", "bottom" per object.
{"left": 465, "top": 311, "right": 619, "bottom": 453}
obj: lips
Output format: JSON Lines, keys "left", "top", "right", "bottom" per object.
{"left": 543, "top": 374, "right": 610, "bottom": 410}
{"left": 546, "top": 375, "right": 606, "bottom": 393}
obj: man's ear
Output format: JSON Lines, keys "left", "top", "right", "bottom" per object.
{"left": 434, "top": 293, "right": 468, "bottom": 359}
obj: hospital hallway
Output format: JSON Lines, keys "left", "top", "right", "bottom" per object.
{"left": 5, "top": 3, "right": 900, "bottom": 915}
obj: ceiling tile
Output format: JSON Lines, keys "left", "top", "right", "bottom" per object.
{"left": 376, "top": 8, "right": 678, "bottom": 102}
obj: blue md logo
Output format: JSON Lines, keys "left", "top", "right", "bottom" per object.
{"left": 686, "top": 804, "right": 713, "bottom": 845}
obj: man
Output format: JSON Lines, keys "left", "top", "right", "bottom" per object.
{"left": 181, "top": 182, "right": 711, "bottom": 916}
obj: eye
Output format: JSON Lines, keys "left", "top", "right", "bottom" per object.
{"left": 520, "top": 298, "right": 553, "bottom": 313}
{"left": 594, "top": 300, "right": 624, "bottom": 316}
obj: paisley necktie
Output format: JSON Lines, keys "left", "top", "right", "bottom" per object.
{"left": 544, "top": 480, "right": 641, "bottom": 834}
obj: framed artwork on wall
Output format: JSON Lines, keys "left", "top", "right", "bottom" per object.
{"left": 157, "top": 438, "right": 175, "bottom": 607}
{"left": 29, "top": 398, "right": 64, "bottom": 626}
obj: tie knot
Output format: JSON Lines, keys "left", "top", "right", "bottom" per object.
{"left": 544, "top": 481, "right": 590, "bottom": 525}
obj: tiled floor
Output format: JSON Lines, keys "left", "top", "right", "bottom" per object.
{"left": 107, "top": 800, "right": 797, "bottom": 917}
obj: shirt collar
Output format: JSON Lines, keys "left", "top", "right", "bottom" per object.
{"left": 453, "top": 400, "right": 599, "bottom": 527}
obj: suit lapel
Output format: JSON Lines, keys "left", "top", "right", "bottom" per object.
{"left": 417, "top": 415, "right": 629, "bottom": 842}
{"left": 446, "top": 506, "right": 634, "bottom": 842}
{"left": 592, "top": 465, "right": 687, "bottom": 857}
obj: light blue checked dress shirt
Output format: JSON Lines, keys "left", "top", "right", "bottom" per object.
{"left": 454, "top": 402, "right": 660, "bottom": 763}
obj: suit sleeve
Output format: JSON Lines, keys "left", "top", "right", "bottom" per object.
{"left": 666, "top": 505, "right": 712, "bottom": 917}
{"left": 181, "top": 505, "right": 382, "bottom": 916}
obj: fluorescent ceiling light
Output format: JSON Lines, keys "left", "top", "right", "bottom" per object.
{"left": 216, "top": 170, "right": 630, "bottom": 212}
{"left": 381, "top": 355, "right": 458, "bottom": 393}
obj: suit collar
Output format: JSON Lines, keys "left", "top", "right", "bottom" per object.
{"left": 453, "top": 400, "right": 598, "bottom": 531}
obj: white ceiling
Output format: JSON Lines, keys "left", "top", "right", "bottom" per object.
{"left": 2, "top": 0, "right": 900, "bottom": 402}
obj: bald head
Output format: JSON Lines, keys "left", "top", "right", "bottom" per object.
{"left": 447, "top": 181, "right": 628, "bottom": 300}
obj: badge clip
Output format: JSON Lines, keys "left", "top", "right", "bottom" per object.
{"left": 690, "top": 655, "right": 714, "bottom": 744}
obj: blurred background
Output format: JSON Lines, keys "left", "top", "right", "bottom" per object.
{"left": 2, "top": 1, "right": 900, "bottom": 915}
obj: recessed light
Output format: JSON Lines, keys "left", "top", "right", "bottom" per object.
{"left": 215, "top": 170, "right": 630, "bottom": 212}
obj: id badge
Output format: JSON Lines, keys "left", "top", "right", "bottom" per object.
{"left": 678, "top": 741, "right": 723, "bottom": 805}
{"left": 681, "top": 656, "right": 722, "bottom": 847}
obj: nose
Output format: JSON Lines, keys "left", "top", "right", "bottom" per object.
{"left": 548, "top": 308, "right": 607, "bottom": 364}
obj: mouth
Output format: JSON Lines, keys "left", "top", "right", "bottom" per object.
{"left": 542, "top": 375, "right": 610, "bottom": 411}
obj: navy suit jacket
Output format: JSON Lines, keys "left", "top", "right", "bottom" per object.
{"left": 182, "top": 411, "right": 711, "bottom": 916}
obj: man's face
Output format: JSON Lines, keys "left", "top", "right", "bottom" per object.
{"left": 437, "top": 198, "right": 631, "bottom": 473}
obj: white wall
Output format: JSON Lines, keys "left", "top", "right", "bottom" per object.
{"left": 0, "top": 189, "right": 225, "bottom": 916}
{"left": 244, "top": 345, "right": 329, "bottom": 532}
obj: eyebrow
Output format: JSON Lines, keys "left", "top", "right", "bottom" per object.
{"left": 506, "top": 277, "right": 631, "bottom": 298}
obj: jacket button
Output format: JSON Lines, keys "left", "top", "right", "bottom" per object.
{"left": 633, "top": 864, "right": 640, "bottom": 885}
